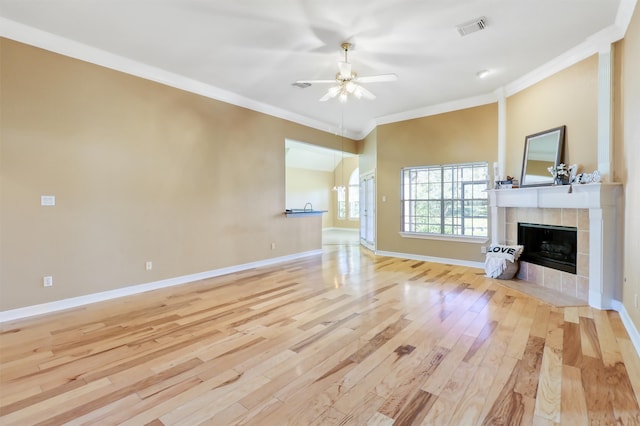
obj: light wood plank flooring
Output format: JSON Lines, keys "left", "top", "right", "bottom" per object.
{"left": 1, "top": 246, "right": 639, "bottom": 425}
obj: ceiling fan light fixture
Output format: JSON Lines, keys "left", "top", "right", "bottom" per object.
{"left": 296, "top": 42, "right": 396, "bottom": 103}
{"left": 345, "top": 81, "right": 356, "bottom": 93}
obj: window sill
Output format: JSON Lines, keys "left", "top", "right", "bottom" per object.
{"left": 399, "top": 232, "right": 488, "bottom": 244}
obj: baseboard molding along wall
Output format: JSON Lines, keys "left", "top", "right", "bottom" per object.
{"left": 0, "top": 249, "right": 322, "bottom": 323}
{"left": 2, "top": 247, "right": 638, "bottom": 359}
{"left": 612, "top": 300, "right": 640, "bottom": 358}
{"left": 375, "top": 250, "right": 485, "bottom": 270}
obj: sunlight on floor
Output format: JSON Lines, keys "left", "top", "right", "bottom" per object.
{"left": 322, "top": 228, "right": 360, "bottom": 246}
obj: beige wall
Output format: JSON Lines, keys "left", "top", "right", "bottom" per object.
{"left": 0, "top": 39, "right": 346, "bottom": 311}
{"left": 2, "top": 9, "right": 639, "bottom": 341}
{"left": 358, "top": 127, "right": 377, "bottom": 176}
{"left": 285, "top": 167, "right": 334, "bottom": 228}
{"left": 617, "top": 5, "right": 640, "bottom": 335}
{"left": 375, "top": 104, "right": 498, "bottom": 262}
{"left": 506, "top": 55, "right": 599, "bottom": 180}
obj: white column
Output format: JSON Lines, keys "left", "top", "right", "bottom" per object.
{"left": 588, "top": 205, "right": 618, "bottom": 309}
{"left": 597, "top": 46, "right": 614, "bottom": 182}
{"left": 496, "top": 88, "right": 507, "bottom": 180}
{"left": 488, "top": 191, "right": 505, "bottom": 245}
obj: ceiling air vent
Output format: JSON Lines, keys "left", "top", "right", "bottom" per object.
{"left": 456, "top": 16, "right": 487, "bottom": 36}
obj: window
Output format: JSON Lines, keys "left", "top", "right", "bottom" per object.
{"left": 336, "top": 168, "right": 359, "bottom": 220}
{"left": 337, "top": 187, "right": 346, "bottom": 219}
{"left": 401, "top": 162, "right": 488, "bottom": 238}
{"left": 348, "top": 168, "right": 359, "bottom": 219}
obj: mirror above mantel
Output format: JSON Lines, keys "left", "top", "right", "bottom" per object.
{"left": 520, "top": 125, "right": 565, "bottom": 187}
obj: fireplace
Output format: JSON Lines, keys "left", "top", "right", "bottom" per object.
{"left": 488, "top": 183, "right": 622, "bottom": 309}
{"left": 518, "top": 223, "right": 577, "bottom": 274}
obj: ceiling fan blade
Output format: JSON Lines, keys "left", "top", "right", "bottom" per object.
{"left": 354, "top": 84, "right": 376, "bottom": 100}
{"left": 338, "top": 61, "right": 352, "bottom": 79}
{"left": 319, "top": 85, "right": 342, "bottom": 102}
{"left": 295, "top": 79, "right": 337, "bottom": 84}
{"left": 354, "top": 73, "right": 398, "bottom": 83}
{"left": 319, "top": 92, "right": 334, "bottom": 102}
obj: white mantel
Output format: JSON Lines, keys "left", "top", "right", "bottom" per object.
{"left": 488, "top": 183, "right": 623, "bottom": 309}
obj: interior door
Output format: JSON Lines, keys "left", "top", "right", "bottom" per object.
{"left": 360, "top": 173, "right": 375, "bottom": 250}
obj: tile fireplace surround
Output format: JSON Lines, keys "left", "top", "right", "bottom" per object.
{"left": 488, "top": 183, "right": 623, "bottom": 309}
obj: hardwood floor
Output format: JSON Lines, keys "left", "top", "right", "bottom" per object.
{"left": 1, "top": 245, "right": 639, "bottom": 425}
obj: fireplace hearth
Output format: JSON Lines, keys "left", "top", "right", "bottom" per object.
{"left": 489, "top": 183, "right": 622, "bottom": 309}
{"left": 518, "top": 222, "right": 577, "bottom": 274}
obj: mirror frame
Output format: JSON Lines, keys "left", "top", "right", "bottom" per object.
{"left": 520, "top": 125, "right": 565, "bottom": 187}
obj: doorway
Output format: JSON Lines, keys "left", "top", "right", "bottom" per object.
{"left": 360, "top": 172, "right": 375, "bottom": 250}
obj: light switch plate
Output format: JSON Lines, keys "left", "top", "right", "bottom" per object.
{"left": 41, "top": 195, "right": 56, "bottom": 206}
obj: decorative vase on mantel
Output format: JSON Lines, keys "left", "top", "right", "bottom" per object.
{"left": 554, "top": 176, "right": 569, "bottom": 185}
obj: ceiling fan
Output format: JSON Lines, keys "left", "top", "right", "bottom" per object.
{"left": 295, "top": 42, "right": 397, "bottom": 103}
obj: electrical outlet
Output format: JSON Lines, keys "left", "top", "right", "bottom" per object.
{"left": 146, "top": 261, "right": 153, "bottom": 271}
{"left": 43, "top": 276, "right": 53, "bottom": 287}
{"left": 271, "top": 242, "right": 276, "bottom": 250}
{"left": 481, "top": 246, "right": 487, "bottom": 253}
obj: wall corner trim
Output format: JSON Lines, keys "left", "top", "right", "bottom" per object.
{"left": 0, "top": 250, "right": 322, "bottom": 323}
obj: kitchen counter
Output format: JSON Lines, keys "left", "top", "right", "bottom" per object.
{"left": 284, "top": 209, "right": 327, "bottom": 217}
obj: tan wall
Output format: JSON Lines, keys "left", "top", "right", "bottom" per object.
{"left": 617, "top": 5, "right": 640, "bottom": 334}
{"left": 358, "top": 128, "right": 377, "bottom": 175}
{"left": 376, "top": 104, "right": 498, "bottom": 262}
{"left": 506, "top": 55, "right": 599, "bottom": 180}
{"left": 285, "top": 167, "right": 334, "bottom": 228}
{"left": 0, "top": 39, "right": 345, "bottom": 311}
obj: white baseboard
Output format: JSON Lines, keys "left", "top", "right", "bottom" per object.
{"left": 612, "top": 300, "right": 640, "bottom": 358}
{"left": 0, "top": 250, "right": 322, "bottom": 323}
{"left": 322, "top": 227, "right": 359, "bottom": 232}
{"left": 375, "top": 250, "right": 484, "bottom": 269}
{"left": 4, "top": 247, "right": 637, "bottom": 359}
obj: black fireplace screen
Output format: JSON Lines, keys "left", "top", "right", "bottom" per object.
{"left": 517, "top": 223, "right": 577, "bottom": 274}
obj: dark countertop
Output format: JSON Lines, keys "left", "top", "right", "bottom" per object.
{"left": 284, "top": 209, "right": 327, "bottom": 217}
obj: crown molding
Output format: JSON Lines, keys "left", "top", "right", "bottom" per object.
{"left": 357, "top": 120, "right": 378, "bottom": 140}
{"left": 0, "top": 17, "right": 345, "bottom": 138}
{"left": 1, "top": 0, "right": 637, "bottom": 138}
{"left": 503, "top": 0, "right": 636, "bottom": 97}
{"left": 502, "top": 41, "right": 598, "bottom": 98}
{"left": 617, "top": 0, "right": 639, "bottom": 34}
{"left": 375, "top": 93, "right": 499, "bottom": 126}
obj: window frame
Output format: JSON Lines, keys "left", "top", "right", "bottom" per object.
{"left": 336, "top": 186, "right": 346, "bottom": 220}
{"left": 400, "top": 162, "right": 489, "bottom": 243}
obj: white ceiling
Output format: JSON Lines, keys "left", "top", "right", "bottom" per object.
{"left": 0, "top": 0, "right": 633, "bottom": 140}
{"left": 286, "top": 139, "right": 356, "bottom": 172}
